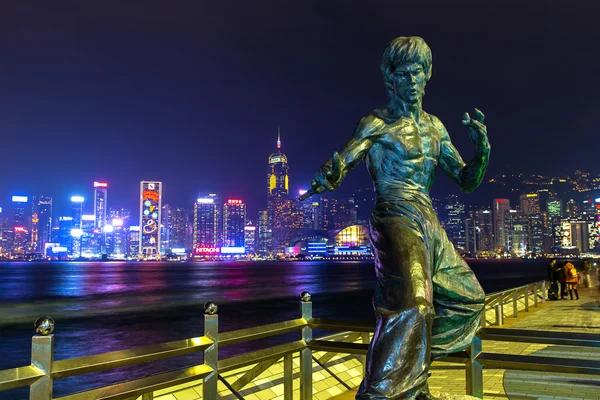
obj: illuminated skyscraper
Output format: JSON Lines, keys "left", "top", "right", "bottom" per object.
{"left": 565, "top": 199, "right": 581, "bottom": 219}
{"left": 257, "top": 209, "right": 269, "bottom": 255}
{"left": 37, "top": 196, "right": 52, "bottom": 253}
{"left": 193, "top": 195, "right": 219, "bottom": 255}
{"left": 478, "top": 209, "right": 494, "bottom": 252}
{"left": 321, "top": 194, "right": 357, "bottom": 230}
{"left": 94, "top": 182, "right": 108, "bottom": 231}
{"left": 70, "top": 196, "right": 84, "bottom": 229}
{"left": 546, "top": 198, "right": 563, "bottom": 250}
{"left": 244, "top": 223, "right": 257, "bottom": 254}
{"left": 527, "top": 213, "right": 545, "bottom": 254}
{"left": 171, "top": 207, "right": 191, "bottom": 249}
{"left": 128, "top": 226, "right": 140, "bottom": 257}
{"left": 11, "top": 196, "right": 28, "bottom": 255}
{"left": 267, "top": 130, "right": 291, "bottom": 253}
{"left": 520, "top": 193, "right": 540, "bottom": 215}
{"left": 444, "top": 195, "right": 466, "bottom": 250}
{"left": 139, "top": 181, "right": 162, "bottom": 258}
{"left": 161, "top": 204, "right": 172, "bottom": 253}
{"left": 505, "top": 210, "right": 528, "bottom": 256}
{"left": 223, "top": 199, "right": 246, "bottom": 248}
{"left": 355, "top": 188, "right": 376, "bottom": 226}
{"left": 493, "top": 198, "right": 511, "bottom": 250}
{"left": 267, "top": 129, "right": 289, "bottom": 198}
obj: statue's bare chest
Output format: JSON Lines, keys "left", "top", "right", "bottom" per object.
{"left": 375, "top": 118, "right": 441, "bottom": 161}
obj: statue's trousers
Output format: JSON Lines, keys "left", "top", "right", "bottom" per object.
{"left": 356, "top": 199, "right": 485, "bottom": 399}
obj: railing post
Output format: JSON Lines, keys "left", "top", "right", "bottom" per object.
{"left": 30, "top": 317, "right": 55, "bottom": 400}
{"left": 541, "top": 281, "right": 546, "bottom": 304}
{"left": 203, "top": 302, "right": 218, "bottom": 400}
{"left": 512, "top": 290, "right": 518, "bottom": 318}
{"left": 480, "top": 304, "right": 487, "bottom": 329}
{"left": 466, "top": 337, "right": 483, "bottom": 399}
{"left": 494, "top": 304, "right": 504, "bottom": 326}
{"left": 300, "top": 291, "right": 313, "bottom": 400}
{"left": 361, "top": 332, "right": 370, "bottom": 377}
{"left": 524, "top": 286, "right": 529, "bottom": 312}
{"left": 533, "top": 283, "right": 539, "bottom": 308}
{"left": 283, "top": 354, "right": 293, "bottom": 400}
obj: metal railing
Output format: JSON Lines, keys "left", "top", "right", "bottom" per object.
{"left": 1, "top": 282, "right": 597, "bottom": 400}
{"left": 482, "top": 280, "right": 546, "bottom": 327}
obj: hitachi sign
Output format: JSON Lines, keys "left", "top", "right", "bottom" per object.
{"left": 194, "top": 247, "right": 220, "bottom": 254}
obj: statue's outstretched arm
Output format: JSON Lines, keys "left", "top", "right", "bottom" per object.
{"left": 436, "top": 109, "right": 490, "bottom": 193}
{"left": 300, "top": 115, "right": 382, "bottom": 201}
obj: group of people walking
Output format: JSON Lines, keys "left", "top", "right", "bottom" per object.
{"left": 547, "top": 258, "right": 584, "bottom": 301}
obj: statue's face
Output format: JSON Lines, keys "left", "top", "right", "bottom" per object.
{"left": 392, "top": 62, "right": 426, "bottom": 104}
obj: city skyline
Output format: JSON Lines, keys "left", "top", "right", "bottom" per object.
{"left": 1, "top": 1, "right": 599, "bottom": 218}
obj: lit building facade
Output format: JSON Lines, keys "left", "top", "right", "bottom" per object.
{"left": 139, "top": 181, "right": 162, "bottom": 258}
{"left": 354, "top": 188, "right": 376, "bottom": 226}
{"left": 505, "top": 210, "right": 528, "bottom": 256}
{"left": 257, "top": 209, "right": 269, "bottom": 255}
{"left": 244, "top": 224, "right": 257, "bottom": 254}
{"left": 129, "top": 226, "right": 140, "bottom": 256}
{"left": 267, "top": 132, "right": 290, "bottom": 253}
{"left": 70, "top": 196, "right": 84, "bottom": 229}
{"left": 444, "top": 195, "right": 466, "bottom": 251}
{"left": 527, "top": 213, "right": 545, "bottom": 254}
{"left": 223, "top": 199, "right": 246, "bottom": 248}
{"left": 12, "top": 196, "right": 29, "bottom": 255}
{"left": 520, "top": 193, "right": 541, "bottom": 215}
{"left": 193, "top": 196, "right": 219, "bottom": 255}
{"left": 267, "top": 131, "right": 289, "bottom": 198}
{"left": 493, "top": 198, "right": 511, "bottom": 250}
{"left": 160, "top": 204, "right": 172, "bottom": 253}
{"left": 321, "top": 195, "right": 357, "bottom": 230}
{"left": 171, "top": 207, "right": 191, "bottom": 250}
{"left": 38, "top": 196, "right": 52, "bottom": 253}
{"left": 94, "top": 182, "right": 108, "bottom": 231}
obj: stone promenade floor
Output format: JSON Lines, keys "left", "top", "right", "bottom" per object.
{"left": 150, "top": 283, "right": 599, "bottom": 400}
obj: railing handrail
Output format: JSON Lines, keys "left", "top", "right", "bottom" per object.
{"left": 52, "top": 336, "right": 214, "bottom": 380}
{"left": 484, "top": 280, "right": 544, "bottom": 305}
{"left": 218, "top": 318, "right": 307, "bottom": 347}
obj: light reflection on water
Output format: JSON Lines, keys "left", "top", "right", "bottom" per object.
{"left": 0, "top": 259, "right": 548, "bottom": 399}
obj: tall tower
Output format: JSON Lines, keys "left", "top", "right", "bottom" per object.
{"left": 267, "top": 128, "right": 289, "bottom": 198}
{"left": 94, "top": 182, "right": 108, "bottom": 232}
{"left": 139, "top": 181, "right": 162, "bottom": 258}
{"left": 267, "top": 128, "right": 290, "bottom": 253}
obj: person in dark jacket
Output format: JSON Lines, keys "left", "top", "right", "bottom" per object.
{"left": 547, "top": 258, "right": 559, "bottom": 300}
{"left": 556, "top": 261, "right": 568, "bottom": 300}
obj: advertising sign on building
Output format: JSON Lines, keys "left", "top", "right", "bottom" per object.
{"left": 139, "top": 181, "right": 162, "bottom": 258}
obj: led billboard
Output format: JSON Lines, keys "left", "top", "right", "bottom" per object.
{"left": 139, "top": 181, "right": 162, "bottom": 257}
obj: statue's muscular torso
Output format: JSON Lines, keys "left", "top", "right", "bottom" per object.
{"left": 365, "top": 108, "right": 444, "bottom": 197}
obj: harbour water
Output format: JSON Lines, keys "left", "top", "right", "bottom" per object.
{"left": 0, "top": 259, "right": 550, "bottom": 399}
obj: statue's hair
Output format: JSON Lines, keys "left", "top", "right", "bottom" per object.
{"left": 381, "top": 36, "right": 432, "bottom": 98}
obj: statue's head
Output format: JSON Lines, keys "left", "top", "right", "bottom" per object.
{"left": 381, "top": 36, "right": 432, "bottom": 103}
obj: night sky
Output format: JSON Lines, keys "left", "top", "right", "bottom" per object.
{"left": 1, "top": 1, "right": 599, "bottom": 217}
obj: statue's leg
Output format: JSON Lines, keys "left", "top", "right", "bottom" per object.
{"left": 430, "top": 228, "right": 485, "bottom": 359}
{"left": 357, "top": 209, "right": 434, "bottom": 400}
